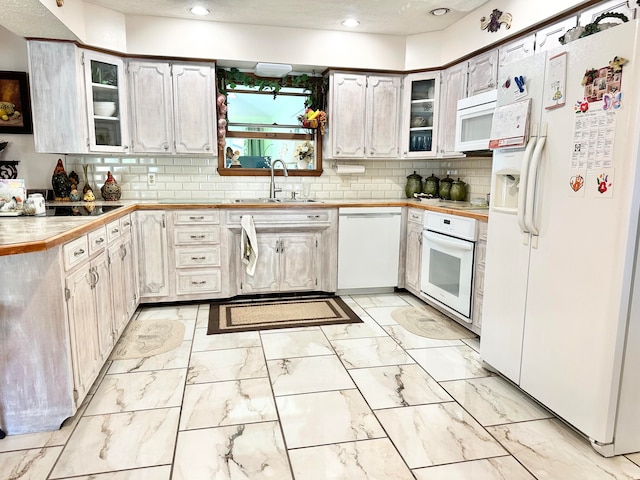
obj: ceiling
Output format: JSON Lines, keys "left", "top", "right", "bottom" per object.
{"left": 85, "top": 0, "right": 492, "bottom": 36}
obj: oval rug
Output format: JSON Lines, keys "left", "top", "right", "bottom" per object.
{"left": 391, "top": 305, "right": 476, "bottom": 340}
{"left": 110, "top": 320, "right": 185, "bottom": 360}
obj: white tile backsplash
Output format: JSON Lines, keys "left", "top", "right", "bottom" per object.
{"left": 65, "top": 156, "right": 492, "bottom": 201}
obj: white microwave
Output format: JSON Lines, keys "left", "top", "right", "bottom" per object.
{"left": 455, "top": 89, "right": 497, "bottom": 152}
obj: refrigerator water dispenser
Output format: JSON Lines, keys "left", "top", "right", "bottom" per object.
{"left": 492, "top": 171, "right": 520, "bottom": 211}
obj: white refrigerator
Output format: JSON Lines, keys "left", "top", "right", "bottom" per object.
{"left": 481, "top": 19, "right": 640, "bottom": 456}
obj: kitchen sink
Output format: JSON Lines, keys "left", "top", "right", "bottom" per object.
{"left": 232, "top": 198, "right": 322, "bottom": 203}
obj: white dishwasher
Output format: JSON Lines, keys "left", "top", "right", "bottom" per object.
{"left": 337, "top": 207, "right": 402, "bottom": 291}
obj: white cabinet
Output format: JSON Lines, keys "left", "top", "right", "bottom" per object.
{"left": 328, "top": 72, "right": 402, "bottom": 158}
{"left": 172, "top": 210, "right": 223, "bottom": 298}
{"left": 128, "top": 61, "right": 216, "bottom": 154}
{"left": 437, "top": 64, "right": 466, "bottom": 157}
{"left": 28, "top": 41, "right": 88, "bottom": 154}
{"left": 499, "top": 34, "right": 535, "bottom": 66}
{"left": 136, "top": 211, "right": 170, "bottom": 298}
{"left": 108, "top": 215, "right": 137, "bottom": 340}
{"left": 239, "top": 233, "right": 319, "bottom": 294}
{"left": 535, "top": 17, "right": 578, "bottom": 52}
{"left": 402, "top": 72, "right": 440, "bottom": 158}
{"left": 404, "top": 208, "right": 423, "bottom": 293}
{"left": 467, "top": 50, "right": 499, "bottom": 96}
{"left": 471, "top": 220, "right": 488, "bottom": 334}
{"left": 83, "top": 50, "right": 130, "bottom": 153}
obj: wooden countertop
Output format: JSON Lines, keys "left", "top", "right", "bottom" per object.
{"left": 0, "top": 199, "right": 488, "bottom": 256}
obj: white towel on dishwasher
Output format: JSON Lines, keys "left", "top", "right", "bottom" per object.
{"left": 241, "top": 215, "right": 258, "bottom": 276}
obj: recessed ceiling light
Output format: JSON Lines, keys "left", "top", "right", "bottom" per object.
{"left": 341, "top": 18, "right": 360, "bottom": 28}
{"left": 190, "top": 6, "right": 210, "bottom": 16}
{"left": 430, "top": 8, "right": 450, "bottom": 16}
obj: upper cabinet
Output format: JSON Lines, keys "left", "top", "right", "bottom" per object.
{"left": 402, "top": 72, "right": 440, "bottom": 158}
{"left": 499, "top": 34, "right": 535, "bottom": 66}
{"left": 128, "top": 61, "right": 216, "bottom": 154}
{"left": 437, "top": 64, "right": 466, "bottom": 157}
{"left": 466, "top": 50, "right": 498, "bottom": 97}
{"left": 83, "top": 51, "right": 130, "bottom": 154}
{"left": 328, "top": 72, "right": 402, "bottom": 159}
{"left": 534, "top": 17, "right": 578, "bottom": 52}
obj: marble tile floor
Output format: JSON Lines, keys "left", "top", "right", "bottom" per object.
{"left": 2, "top": 293, "right": 640, "bottom": 479}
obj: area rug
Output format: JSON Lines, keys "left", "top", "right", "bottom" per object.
{"left": 391, "top": 305, "right": 476, "bottom": 340}
{"left": 208, "top": 295, "right": 362, "bottom": 335}
{"left": 110, "top": 320, "right": 185, "bottom": 360}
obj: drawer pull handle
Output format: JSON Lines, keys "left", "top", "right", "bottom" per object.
{"left": 191, "top": 280, "right": 207, "bottom": 285}
{"left": 190, "top": 235, "right": 206, "bottom": 239}
{"left": 191, "top": 256, "right": 206, "bottom": 261}
{"left": 95, "top": 238, "right": 105, "bottom": 244}
{"left": 122, "top": 221, "right": 130, "bottom": 227}
{"left": 307, "top": 215, "right": 320, "bottom": 219}
{"left": 74, "top": 248, "right": 85, "bottom": 257}
{"left": 111, "top": 228, "right": 119, "bottom": 234}
{"left": 189, "top": 216, "right": 205, "bottom": 220}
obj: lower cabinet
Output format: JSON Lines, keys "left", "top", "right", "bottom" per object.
{"left": 136, "top": 210, "right": 170, "bottom": 298}
{"left": 471, "top": 220, "right": 488, "bottom": 333}
{"left": 239, "top": 232, "right": 320, "bottom": 294}
{"left": 404, "top": 209, "right": 423, "bottom": 293}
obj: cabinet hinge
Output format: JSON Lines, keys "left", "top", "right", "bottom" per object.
{"left": 73, "top": 389, "right": 79, "bottom": 402}
{"left": 65, "top": 288, "right": 71, "bottom": 301}
{"left": 315, "top": 239, "right": 318, "bottom": 248}
{"left": 240, "top": 282, "right": 243, "bottom": 290}
{"left": 162, "top": 215, "right": 166, "bottom": 228}
{"left": 81, "top": 51, "right": 85, "bottom": 65}
{"left": 315, "top": 278, "right": 318, "bottom": 286}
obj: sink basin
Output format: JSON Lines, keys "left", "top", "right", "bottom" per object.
{"left": 232, "top": 198, "right": 322, "bottom": 204}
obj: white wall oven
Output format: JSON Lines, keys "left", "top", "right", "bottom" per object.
{"left": 420, "top": 211, "right": 477, "bottom": 321}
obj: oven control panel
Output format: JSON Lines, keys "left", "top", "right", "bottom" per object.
{"left": 424, "top": 211, "right": 477, "bottom": 241}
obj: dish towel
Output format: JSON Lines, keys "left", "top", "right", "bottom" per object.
{"left": 241, "top": 215, "right": 259, "bottom": 276}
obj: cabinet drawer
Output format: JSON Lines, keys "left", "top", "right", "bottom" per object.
{"left": 474, "top": 267, "right": 485, "bottom": 296}
{"left": 226, "top": 209, "right": 331, "bottom": 227}
{"left": 174, "top": 210, "right": 219, "bottom": 225}
{"left": 106, "top": 219, "right": 122, "bottom": 242}
{"left": 63, "top": 236, "right": 89, "bottom": 271}
{"left": 478, "top": 221, "right": 488, "bottom": 242}
{"left": 87, "top": 226, "right": 107, "bottom": 255}
{"left": 475, "top": 241, "right": 486, "bottom": 268}
{"left": 176, "top": 270, "right": 221, "bottom": 295}
{"left": 119, "top": 214, "right": 132, "bottom": 235}
{"left": 174, "top": 227, "right": 220, "bottom": 245}
{"left": 407, "top": 208, "right": 423, "bottom": 224}
{"left": 175, "top": 246, "right": 221, "bottom": 268}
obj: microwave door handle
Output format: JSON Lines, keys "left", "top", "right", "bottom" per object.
{"left": 525, "top": 123, "right": 548, "bottom": 237}
{"left": 424, "top": 231, "right": 474, "bottom": 251}
{"left": 517, "top": 123, "right": 538, "bottom": 235}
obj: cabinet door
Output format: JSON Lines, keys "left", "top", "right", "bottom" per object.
{"left": 578, "top": 0, "right": 636, "bottom": 27}
{"left": 136, "top": 211, "right": 170, "bottom": 297}
{"left": 239, "top": 234, "right": 280, "bottom": 294}
{"left": 108, "top": 241, "right": 127, "bottom": 340}
{"left": 467, "top": 50, "right": 498, "bottom": 96}
{"left": 405, "top": 222, "right": 423, "bottom": 293}
{"left": 121, "top": 236, "right": 138, "bottom": 322}
{"left": 535, "top": 17, "right": 578, "bottom": 52}
{"left": 129, "top": 61, "right": 174, "bottom": 153}
{"left": 65, "top": 264, "right": 101, "bottom": 404}
{"left": 173, "top": 63, "right": 216, "bottom": 154}
{"left": 93, "top": 251, "right": 115, "bottom": 360}
{"left": 366, "top": 75, "right": 402, "bottom": 158}
{"left": 438, "top": 63, "right": 467, "bottom": 156}
{"left": 279, "top": 233, "right": 318, "bottom": 292}
{"left": 28, "top": 41, "right": 88, "bottom": 154}
{"left": 330, "top": 73, "right": 367, "bottom": 157}
{"left": 499, "top": 34, "right": 535, "bottom": 66}
{"left": 83, "top": 50, "right": 130, "bottom": 153}
{"left": 402, "top": 72, "right": 439, "bottom": 158}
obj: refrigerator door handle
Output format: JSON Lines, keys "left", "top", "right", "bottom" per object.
{"left": 517, "top": 123, "right": 539, "bottom": 235}
{"left": 525, "top": 123, "right": 548, "bottom": 237}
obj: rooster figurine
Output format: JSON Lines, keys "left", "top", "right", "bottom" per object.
{"left": 100, "top": 171, "right": 122, "bottom": 201}
{"left": 51, "top": 158, "right": 71, "bottom": 201}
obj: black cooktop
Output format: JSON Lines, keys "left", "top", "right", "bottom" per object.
{"left": 45, "top": 205, "right": 123, "bottom": 217}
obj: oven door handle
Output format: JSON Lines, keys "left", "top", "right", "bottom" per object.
{"left": 423, "top": 231, "right": 474, "bottom": 251}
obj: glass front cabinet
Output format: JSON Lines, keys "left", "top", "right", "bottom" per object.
{"left": 83, "top": 51, "right": 130, "bottom": 153}
{"left": 402, "top": 72, "right": 440, "bottom": 158}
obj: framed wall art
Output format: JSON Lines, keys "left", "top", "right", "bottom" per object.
{"left": 0, "top": 71, "right": 33, "bottom": 134}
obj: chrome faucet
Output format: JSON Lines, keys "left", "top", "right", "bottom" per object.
{"left": 269, "top": 159, "right": 288, "bottom": 198}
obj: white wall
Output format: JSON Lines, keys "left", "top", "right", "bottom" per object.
{"left": 0, "top": 25, "right": 59, "bottom": 189}
{"left": 83, "top": 3, "right": 127, "bottom": 53}
{"left": 124, "top": 16, "right": 408, "bottom": 71}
